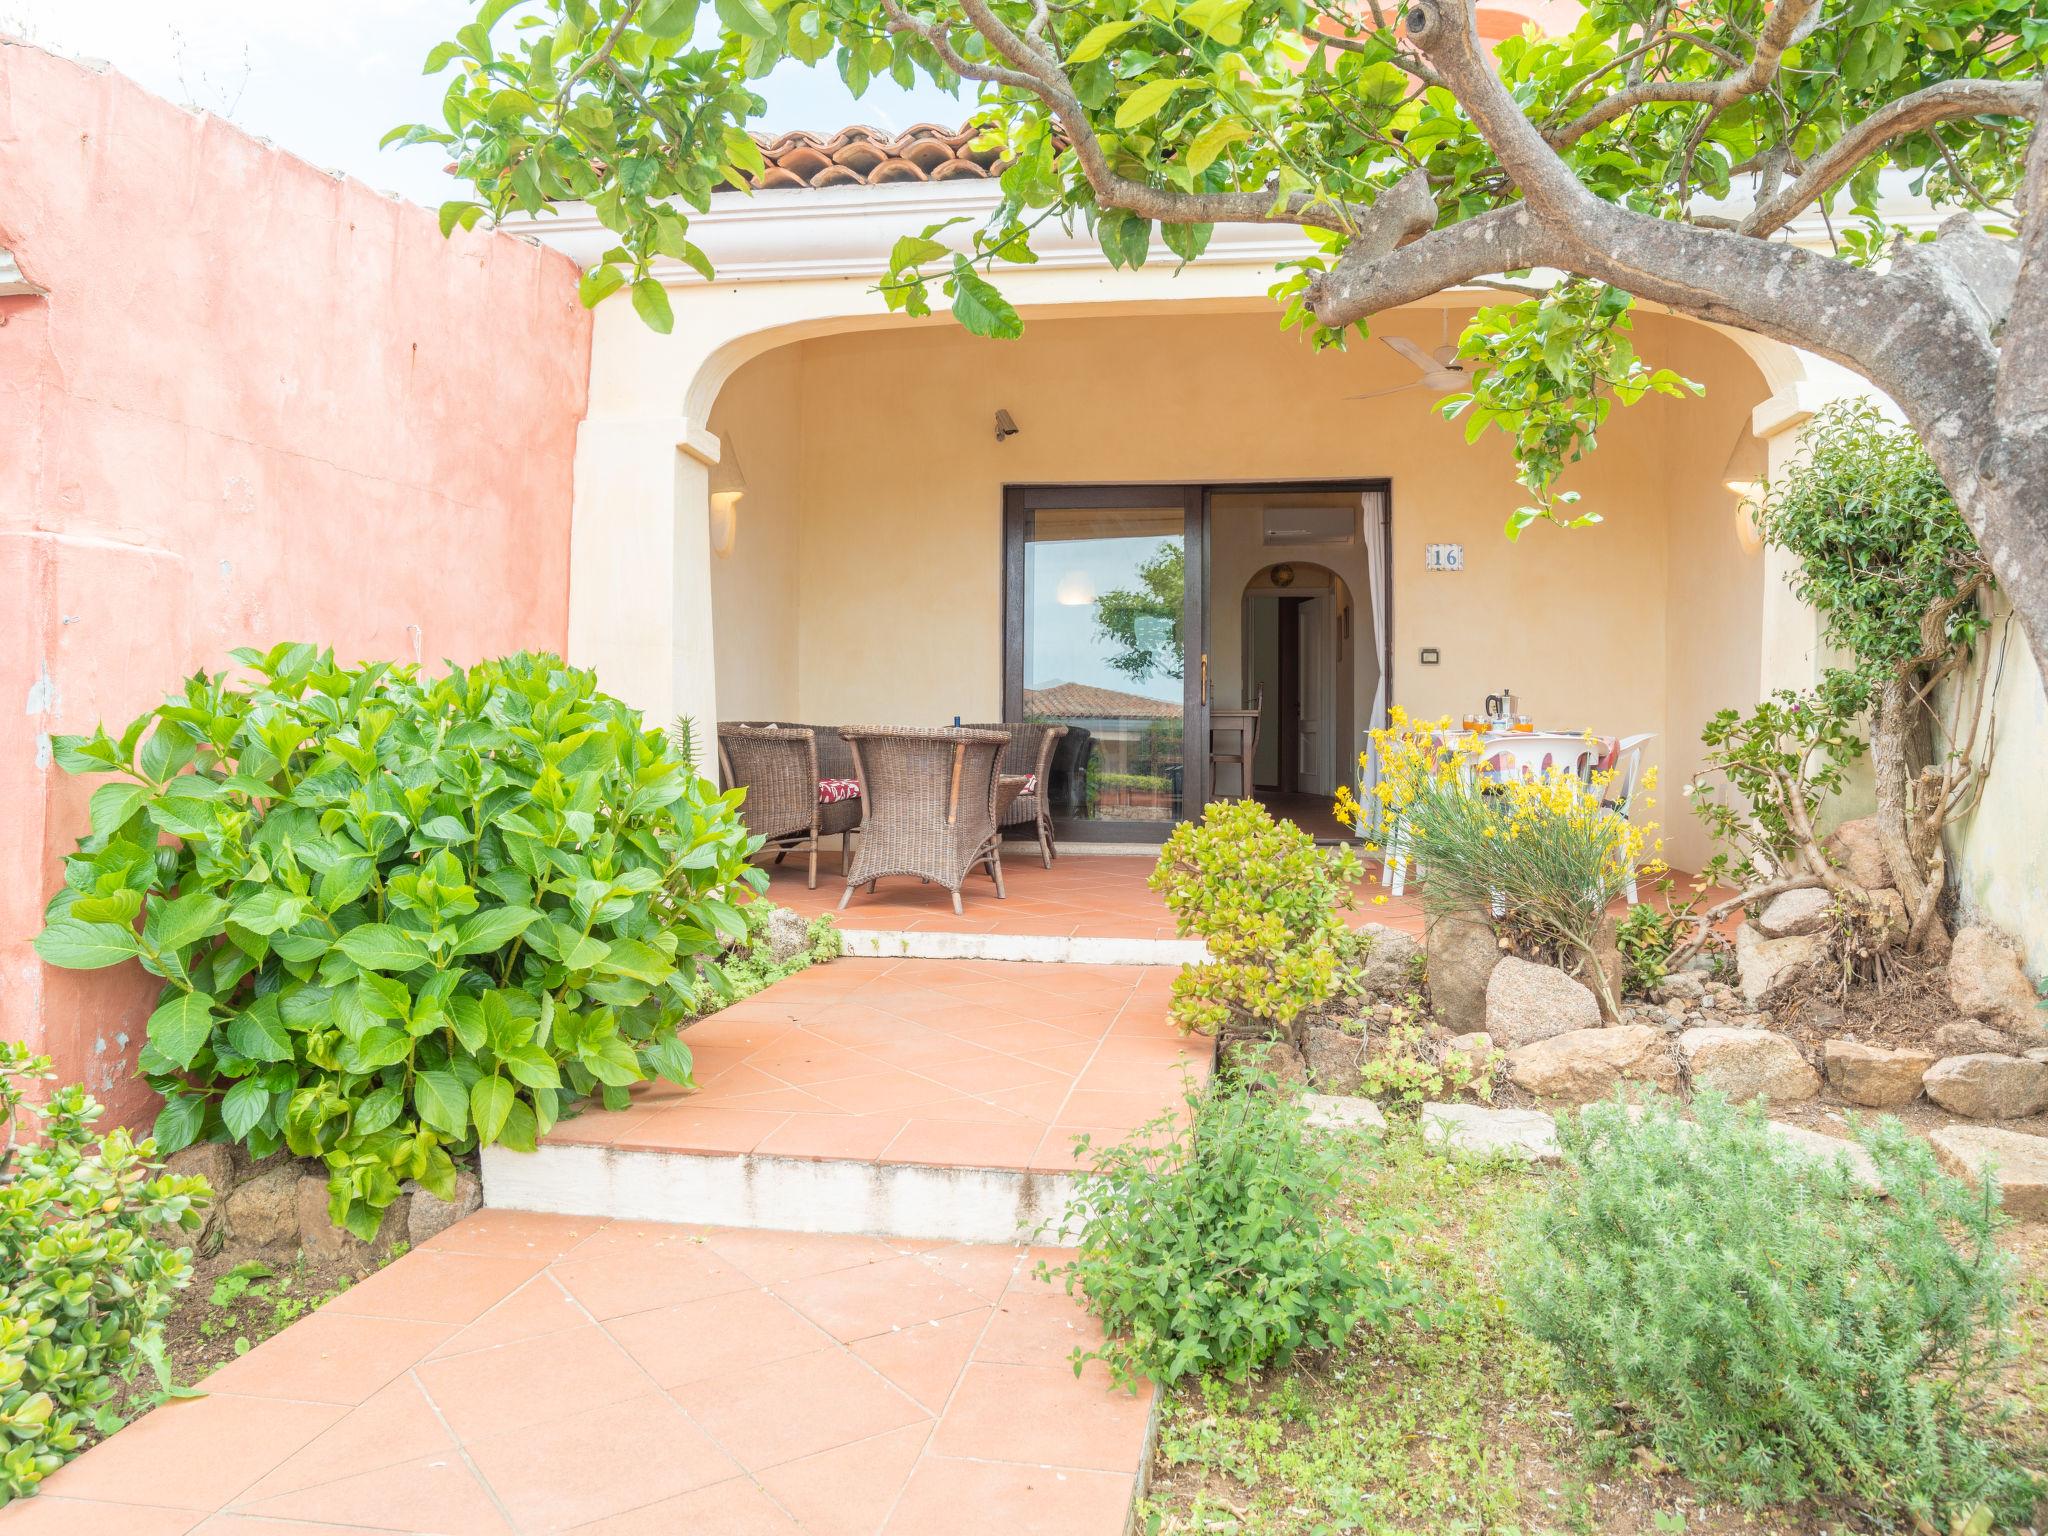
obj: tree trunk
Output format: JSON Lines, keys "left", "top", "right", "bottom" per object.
{"left": 1869, "top": 674, "right": 1946, "bottom": 955}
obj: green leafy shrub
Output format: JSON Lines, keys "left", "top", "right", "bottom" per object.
{"left": 1615, "top": 900, "right": 1686, "bottom": 996}
{"left": 34, "top": 645, "right": 757, "bottom": 1238}
{"left": 1357, "top": 1009, "right": 1494, "bottom": 1108}
{"left": 1689, "top": 675, "right": 1869, "bottom": 891}
{"left": 1043, "top": 1081, "right": 1408, "bottom": 1389}
{"left": 0, "top": 1043, "right": 211, "bottom": 1503}
{"left": 1506, "top": 1094, "right": 2037, "bottom": 1525}
{"left": 1149, "top": 800, "right": 1363, "bottom": 1036}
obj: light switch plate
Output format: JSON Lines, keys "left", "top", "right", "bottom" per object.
{"left": 1419, "top": 648, "right": 1441, "bottom": 665}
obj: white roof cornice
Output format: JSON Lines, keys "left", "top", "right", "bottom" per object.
{"left": 509, "top": 172, "right": 1955, "bottom": 289}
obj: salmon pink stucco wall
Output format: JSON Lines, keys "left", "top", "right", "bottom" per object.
{"left": 0, "top": 40, "right": 591, "bottom": 1123}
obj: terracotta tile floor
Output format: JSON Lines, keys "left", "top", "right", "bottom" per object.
{"left": 760, "top": 849, "right": 1725, "bottom": 944}
{"left": 544, "top": 957, "right": 1213, "bottom": 1174}
{"left": 758, "top": 850, "right": 1430, "bottom": 938}
{"left": 10, "top": 1213, "right": 1148, "bottom": 1536}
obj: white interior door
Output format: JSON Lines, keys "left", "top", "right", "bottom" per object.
{"left": 1296, "top": 595, "right": 1335, "bottom": 794}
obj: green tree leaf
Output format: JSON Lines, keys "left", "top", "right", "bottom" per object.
{"left": 1115, "top": 78, "right": 1184, "bottom": 130}
{"left": 352, "top": 1084, "right": 405, "bottom": 1138}
{"left": 226, "top": 1002, "right": 293, "bottom": 1064}
{"left": 1067, "top": 18, "right": 1139, "bottom": 62}
{"left": 88, "top": 782, "right": 150, "bottom": 837}
{"left": 630, "top": 278, "right": 674, "bottom": 334}
{"left": 642, "top": 1030, "right": 696, "bottom": 1089}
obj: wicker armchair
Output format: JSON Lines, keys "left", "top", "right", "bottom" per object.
{"left": 837, "top": 726, "right": 1009, "bottom": 914}
{"left": 716, "top": 724, "right": 862, "bottom": 890}
{"left": 963, "top": 722, "right": 1068, "bottom": 867}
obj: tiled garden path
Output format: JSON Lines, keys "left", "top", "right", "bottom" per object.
{"left": 545, "top": 957, "right": 1211, "bottom": 1174}
{"left": 7, "top": 1212, "right": 1151, "bottom": 1536}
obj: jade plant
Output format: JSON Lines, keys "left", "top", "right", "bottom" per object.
{"left": 35, "top": 645, "right": 758, "bottom": 1238}
{"left": 1149, "top": 799, "right": 1362, "bottom": 1038}
{"left": 0, "top": 1042, "right": 210, "bottom": 1503}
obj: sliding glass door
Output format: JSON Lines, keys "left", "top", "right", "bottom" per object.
{"left": 1003, "top": 486, "right": 1205, "bottom": 841}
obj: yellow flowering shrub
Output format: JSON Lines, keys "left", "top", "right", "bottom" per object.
{"left": 1337, "top": 708, "right": 1665, "bottom": 1020}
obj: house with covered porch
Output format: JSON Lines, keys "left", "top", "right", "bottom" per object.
{"left": 527, "top": 124, "right": 2042, "bottom": 924}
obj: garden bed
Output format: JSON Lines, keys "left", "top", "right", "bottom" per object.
{"left": 86, "top": 1247, "right": 376, "bottom": 1451}
{"left": 1138, "top": 1128, "right": 2048, "bottom": 1535}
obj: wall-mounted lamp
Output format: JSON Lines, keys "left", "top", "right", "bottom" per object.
{"left": 1723, "top": 427, "right": 1767, "bottom": 553}
{"left": 709, "top": 439, "right": 746, "bottom": 558}
{"left": 994, "top": 408, "right": 1021, "bottom": 443}
{"left": 1723, "top": 427, "right": 1767, "bottom": 502}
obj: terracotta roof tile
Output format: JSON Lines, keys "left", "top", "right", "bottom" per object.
{"left": 1023, "top": 683, "right": 1184, "bottom": 721}
{"left": 730, "top": 124, "right": 1004, "bottom": 192}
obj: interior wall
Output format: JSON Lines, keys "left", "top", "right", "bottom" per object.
{"left": 0, "top": 41, "right": 590, "bottom": 1119}
{"left": 707, "top": 347, "right": 805, "bottom": 722}
{"left": 1210, "top": 491, "right": 1374, "bottom": 794}
{"left": 709, "top": 306, "right": 1775, "bottom": 868}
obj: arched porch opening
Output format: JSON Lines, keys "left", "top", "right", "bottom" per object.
{"left": 671, "top": 301, "right": 1789, "bottom": 869}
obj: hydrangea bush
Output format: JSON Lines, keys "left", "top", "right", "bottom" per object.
{"left": 1, "top": 1043, "right": 210, "bottom": 1503}
{"left": 35, "top": 645, "right": 758, "bottom": 1238}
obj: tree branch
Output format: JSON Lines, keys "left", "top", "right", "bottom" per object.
{"left": 1306, "top": 203, "right": 1559, "bottom": 326}
{"left": 1543, "top": 0, "right": 1822, "bottom": 149}
{"left": 878, "top": 0, "right": 1040, "bottom": 92}
{"left": 1388, "top": 0, "right": 2000, "bottom": 418}
{"left": 1740, "top": 79, "right": 2041, "bottom": 236}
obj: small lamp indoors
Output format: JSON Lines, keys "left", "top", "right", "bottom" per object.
{"left": 1055, "top": 570, "right": 1095, "bottom": 606}
{"left": 709, "top": 439, "right": 746, "bottom": 557}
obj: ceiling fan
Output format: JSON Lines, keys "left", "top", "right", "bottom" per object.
{"left": 1348, "top": 313, "right": 1472, "bottom": 400}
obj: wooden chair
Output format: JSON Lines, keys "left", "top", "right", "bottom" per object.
{"left": 716, "top": 724, "right": 863, "bottom": 890}
{"left": 964, "top": 721, "right": 1068, "bottom": 867}
{"left": 1207, "top": 686, "right": 1264, "bottom": 800}
{"left": 837, "top": 726, "right": 1010, "bottom": 914}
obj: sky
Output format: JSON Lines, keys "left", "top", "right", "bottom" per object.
{"left": 3, "top": 0, "right": 965, "bottom": 208}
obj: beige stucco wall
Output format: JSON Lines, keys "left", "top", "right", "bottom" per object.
{"left": 702, "top": 306, "right": 1775, "bottom": 872}
{"left": 706, "top": 347, "right": 804, "bottom": 721}
{"left": 1944, "top": 601, "right": 2048, "bottom": 978}
{"left": 1654, "top": 327, "right": 1771, "bottom": 874}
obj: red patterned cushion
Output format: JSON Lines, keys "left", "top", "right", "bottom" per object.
{"left": 1019, "top": 773, "right": 1037, "bottom": 796}
{"left": 817, "top": 777, "right": 861, "bottom": 804}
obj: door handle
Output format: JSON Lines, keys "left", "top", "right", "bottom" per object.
{"left": 1200, "top": 653, "right": 1209, "bottom": 703}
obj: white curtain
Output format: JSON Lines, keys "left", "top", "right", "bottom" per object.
{"left": 1358, "top": 489, "right": 1391, "bottom": 819}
